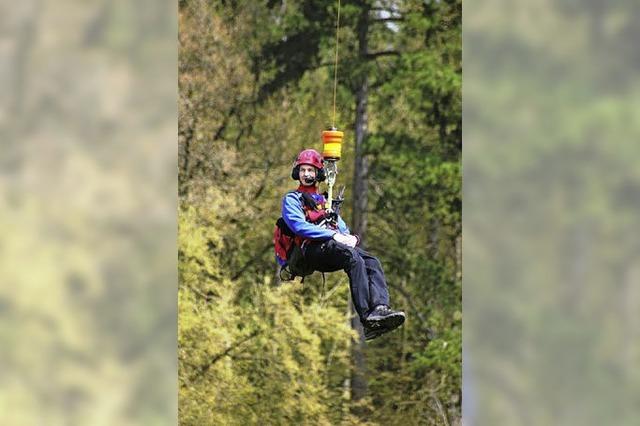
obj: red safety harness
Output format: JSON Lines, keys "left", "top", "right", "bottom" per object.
{"left": 273, "top": 189, "right": 329, "bottom": 280}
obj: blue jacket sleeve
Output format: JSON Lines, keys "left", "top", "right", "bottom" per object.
{"left": 282, "top": 193, "right": 337, "bottom": 240}
{"left": 337, "top": 216, "right": 350, "bottom": 234}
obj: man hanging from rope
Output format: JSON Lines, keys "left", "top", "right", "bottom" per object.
{"left": 280, "top": 148, "right": 406, "bottom": 340}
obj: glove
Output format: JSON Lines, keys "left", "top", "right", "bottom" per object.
{"left": 333, "top": 233, "right": 358, "bottom": 248}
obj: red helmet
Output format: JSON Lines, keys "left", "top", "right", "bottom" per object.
{"left": 291, "top": 149, "right": 326, "bottom": 182}
{"left": 294, "top": 149, "right": 324, "bottom": 169}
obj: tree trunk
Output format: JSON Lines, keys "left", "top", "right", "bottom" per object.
{"left": 352, "top": 78, "right": 369, "bottom": 246}
{"left": 349, "top": 2, "right": 370, "bottom": 410}
{"left": 350, "top": 304, "right": 367, "bottom": 409}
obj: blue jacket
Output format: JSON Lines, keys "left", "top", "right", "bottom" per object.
{"left": 282, "top": 190, "right": 350, "bottom": 241}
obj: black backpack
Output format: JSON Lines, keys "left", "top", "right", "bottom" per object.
{"left": 274, "top": 217, "right": 315, "bottom": 281}
{"left": 274, "top": 192, "right": 319, "bottom": 281}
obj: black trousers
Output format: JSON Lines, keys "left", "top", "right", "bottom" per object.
{"left": 303, "top": 239, "right": 390, "bottom": 321}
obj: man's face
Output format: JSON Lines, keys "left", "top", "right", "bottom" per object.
{"left": 299, "top": 164, "right": 317, "bottom": 186}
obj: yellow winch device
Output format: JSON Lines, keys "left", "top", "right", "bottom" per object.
{"left": 322, "top": 128, "right": 344, "bottom": 160}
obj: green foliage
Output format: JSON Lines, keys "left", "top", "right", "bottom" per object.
{"left": 179, "top": 195, "right": 353, "bottom": 425}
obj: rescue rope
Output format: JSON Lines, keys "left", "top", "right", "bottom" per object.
{"left": 331, "top": 0, "right": 341, "bottom": 127}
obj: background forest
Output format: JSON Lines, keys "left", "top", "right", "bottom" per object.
{"left": 178, "top": 0, "right": 461, "bottom": 424}
{"left": 2, "top": 0, "right": 638, "bottom": 424}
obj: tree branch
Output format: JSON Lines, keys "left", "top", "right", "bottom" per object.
{"left": 387, "top": 281, "right": 435, "bottom": 339}
{"left": 231, "top": 243, "right": 273, "bottom": 281}
{"left": 192, "top": 330, "right": 260, "bottom": 380}
{"left": 178, "top": 250, "right": 221, "bottom": 285}
{"left": 251, "top": 161, "right": 273, "bottom": 201}
{"left": 370, "top": 7, "right": 403, "bottom": 14}
{"left": 388, "top": 282, "right": 426, "bottom": 325}
{"left": 372, "top": 17, "right": 405, "bottom": 23}
{"left": 184, "top": 284, "right": 218, "bottom": 303}
{"left": 366, "top": 50, "right": 400, "bottom": 59}
{"left": 213, "top": 105, "right": 236, "bottom": 141}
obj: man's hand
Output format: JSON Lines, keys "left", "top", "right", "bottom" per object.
{"left": 333, "top": 233, "right": 358, "bottom": 248}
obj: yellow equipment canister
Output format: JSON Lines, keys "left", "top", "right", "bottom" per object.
{"left": 322, "top": 128, "right": 344, "bottom": 160}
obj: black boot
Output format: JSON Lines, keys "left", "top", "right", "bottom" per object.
{"left": 363, "top": 305, "right": 405, "bottom": 340}
{"left": 364, "top": 324, "right": 387, "bottom": 341}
